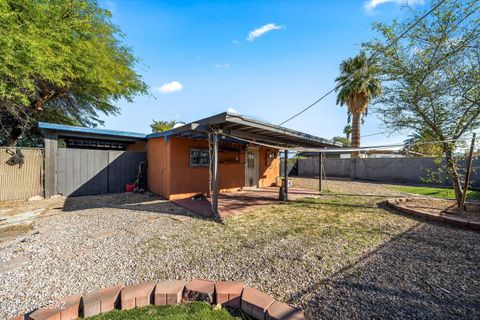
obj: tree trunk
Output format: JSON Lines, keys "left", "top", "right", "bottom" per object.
{"left": 351, "top": 112, "right": 361, "bottom": 158}
{"left": 1, "top": 96, "right": 47, "bottom": 147}
{"left": 444, "top": 145, "right": 463, "bottom": 206}
{"left": 1, "top": 118, "right": 25, "bottom": 147}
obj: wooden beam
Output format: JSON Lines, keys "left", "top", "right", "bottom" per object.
{"left": 460, "top": 133, "right": 476, "bottom": 213}
{"left": 284, "top": 149, "right": 289, "bottom": 201}
{"left": 212, "top": 133, "right": 220, "bottom": 219}
{"left": 319, "top": 152, "right": 323, "bottom": 192}
{"left": 226, "top": 129, "right": 293, "bottom": 148}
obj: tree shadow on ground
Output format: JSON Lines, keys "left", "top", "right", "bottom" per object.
{"left": 291, "top": 221, "right": 480, "bottom": 319}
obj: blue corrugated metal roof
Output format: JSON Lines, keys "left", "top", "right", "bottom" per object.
{"left": 38, "top": 122, "right": 147, "bottom": 139}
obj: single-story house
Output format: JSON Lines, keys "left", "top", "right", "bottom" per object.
{"left": 144, "top": 112, "right": 337, "bottom": 201}
{"left": 39, "top": 111, "right": 338, "bottom": 213}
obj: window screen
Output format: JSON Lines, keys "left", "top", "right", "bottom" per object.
{"left": 190, "top": 149, "right": 209, "bottom": 167}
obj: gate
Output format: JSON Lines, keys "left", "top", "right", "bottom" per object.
{"left": 57, "top": 148, "right": 146, "bottom": 196}
{"left": 0, "top": 147, "right": 44, "bottom": 201}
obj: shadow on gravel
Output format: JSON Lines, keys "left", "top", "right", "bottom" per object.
{"left": 61, "top": 192, "right": 213, "bottom": 221}
{"left": 291, "top": 223, "right": 480, "bottom": 319}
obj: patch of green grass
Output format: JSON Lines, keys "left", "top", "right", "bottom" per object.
{"left": 84, "top": 302, "right": 243, "bottom": 320}
{"left": 389, "top": 185, "right": 480, "bottom": 200}
{"left": 224, "top": 194, "right": 410, "bottom": 262}
{"left": 143, "top": 190, "right": 417, "bottom": 302}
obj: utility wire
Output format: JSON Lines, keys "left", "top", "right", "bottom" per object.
{"left": 279, "top": 0, "right": 449, "bottom": 126}
{"left": 216, "top": 129, "right": 479, "bottom": 153}
{"left": 361, "top": 131, "right": 388, "bottom": 138}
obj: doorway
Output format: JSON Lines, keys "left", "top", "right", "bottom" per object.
{"left": 245, "top": 148, "right": 259, "bottom": 187}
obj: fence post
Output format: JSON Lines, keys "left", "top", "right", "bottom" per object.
{"left": 43, "top": 131, "right": 58, "bottom": 198}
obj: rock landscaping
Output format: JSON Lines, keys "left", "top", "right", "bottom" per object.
{"left": 1, "top": 180, "right": 479, "bottom": 319}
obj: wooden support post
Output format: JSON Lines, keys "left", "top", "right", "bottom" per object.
{"left": 319, "top": 152, "right": 323, "bottom": 192}
{"left": 43, "top": 131, "right": 58, "bottom": 198}
{"left": 460, "top": 133, "right": 476, "bottom": 213}
{"left": 212, "top": 133, "right": 220, "bottom": 218}
{"left": 284, "top": 149, "right": 289, "bottom": 201}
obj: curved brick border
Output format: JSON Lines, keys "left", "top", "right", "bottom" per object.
{"left": 386, "top": 198, "right": 480, "bottom": 231}
{"left": 10, "top": 279, "right": 305, "bottom": 320}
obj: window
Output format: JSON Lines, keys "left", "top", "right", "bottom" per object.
{"left": 247, "top": 151, "right": 255, "bottom": 168}
{"left": 190, "top": 149, "right": 209, "bottom": 167}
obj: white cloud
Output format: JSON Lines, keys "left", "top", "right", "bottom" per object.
{"left": 247, "top": 23, "right": 284, "bottom": 42}
{"left": 364, "top": 0, "right": 424, "bottom": 11}
{"left": 154, "top": 81, "right": 183, "bottom": 94}
{"left": 214, "top": 63, "right": 231, "bottom": 68}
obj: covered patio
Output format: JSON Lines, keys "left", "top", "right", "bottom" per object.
{"left": 152, "top": 111, "right": 341, "bottom": 218}
{"left": 172, "top": 187, "right": 320, "bottom": 218}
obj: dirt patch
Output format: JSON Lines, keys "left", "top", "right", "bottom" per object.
{"left": 398, "top": 198, "right": 480, "bottom": 223}
{"left": 291, "top": 177, "right": 408, "bottom": 197}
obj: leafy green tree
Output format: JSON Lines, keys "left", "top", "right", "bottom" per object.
{"left": 332, "top": 136, "right": 351, "bottom": 147}
{"left": 150, "top": 120, "right": 183, "bottom": 132}
{"left": 335, "top": 52, "right": 382, "bottom": 157}
{"left": 0, "top": 0, "right": 147, "bottom": 146}
{"left": 366, "top": 0, "right": 480, "bottom": 205}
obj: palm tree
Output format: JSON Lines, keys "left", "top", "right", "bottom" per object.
{"left": 343, "top": 124, "right": 352, "bottom": 140}
{"left": 335, "top": 52, "right": 382, "bottom": 157}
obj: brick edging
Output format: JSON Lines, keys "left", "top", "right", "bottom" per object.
{"left": 10, "top": 279, "right": 305, "bottom": 320}
{"left": 386, "top": 198, "right": 480, "bottom": 231}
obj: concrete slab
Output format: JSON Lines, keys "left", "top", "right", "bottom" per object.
{"left": 172, "top": 187, "right": 319, "bottom": 218}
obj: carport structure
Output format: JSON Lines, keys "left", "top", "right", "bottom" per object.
{"left": 39, "top": 122, "right": 147, "bottom": 198}
{"left": 147, "top": 111, "right": 340, "bottom": 219}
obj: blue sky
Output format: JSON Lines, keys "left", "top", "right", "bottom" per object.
{"left": 98, "top": 0, "right": 427, "bottom": 145}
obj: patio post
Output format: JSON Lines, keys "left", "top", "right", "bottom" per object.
{"left": 212, "top": 132, "right": 220, "bottom": 218}
{"left": 284, "top": 149, "right": 289, "bottom": 201}
{"left": 319, "top": 152, "right": 323, "bottom": 192}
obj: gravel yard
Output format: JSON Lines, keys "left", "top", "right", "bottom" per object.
{"left": 1, "top": 179, "right": 479, "bottom": 319}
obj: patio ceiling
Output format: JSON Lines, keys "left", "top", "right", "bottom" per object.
{"left": 147, "top": 112, "right": 341, "bottom": 149}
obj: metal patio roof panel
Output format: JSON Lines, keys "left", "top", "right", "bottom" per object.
{"left": 146, "top": 112, "right": 340, "bottom": 149}
{"left": 38, "top": 122, "right": 147, "bottom": 140}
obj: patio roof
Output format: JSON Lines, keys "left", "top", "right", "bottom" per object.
{"left": 147, "top": 111, "right": 341, "bottom": 149}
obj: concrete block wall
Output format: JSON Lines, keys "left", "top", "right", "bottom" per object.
{"left": 298, "top": 157, "right": 480, "bottom": 188}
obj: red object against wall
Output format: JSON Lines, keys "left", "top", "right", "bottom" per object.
{"left": 147, "top": 136, "right": 280, "bottom": 200}
{"left": 125, "top": 183, "right": 136, "bottom": 192}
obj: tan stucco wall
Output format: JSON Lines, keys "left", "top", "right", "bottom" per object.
{"left": 259, "top": 147, "right": 280, "bottom": 188}
{"left": 126, "top": 141, "right": 146, "bottom": 152}
{"left": 146, "top": 136, "right": 170, "bottom": 198}
{"left": 147, "top": 136, "right": 280, "bottom": 200}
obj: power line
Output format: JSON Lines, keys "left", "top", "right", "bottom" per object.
{"left": 216, "top": 128, "right": 479, "bottom": 153}
{"left": 361, "top": 131, "right": 388, "bottom": 138}
{"left": 279, "top": 0, "right": 449, "bottom": 126}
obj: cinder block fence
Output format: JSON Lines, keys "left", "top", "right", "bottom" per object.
{"left": 297, "top": 157, "right": 480, "bottom": 188}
